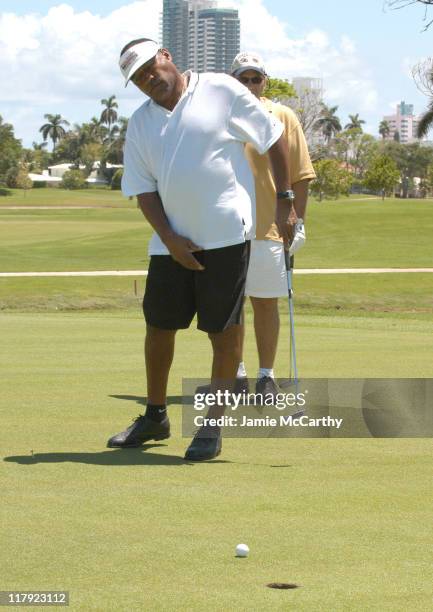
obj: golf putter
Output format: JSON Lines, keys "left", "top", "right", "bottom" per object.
{"left": 284, "top": 248, "right": 298, "bottom": 386}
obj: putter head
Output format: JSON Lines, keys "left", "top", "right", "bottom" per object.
{"left": 279, "top": 377, "right": 300, "bottom": 390}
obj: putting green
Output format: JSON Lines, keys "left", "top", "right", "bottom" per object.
{"left": 1, "top": 312, "right": 433, "bottom": 610}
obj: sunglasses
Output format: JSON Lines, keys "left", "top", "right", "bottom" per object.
{"left": 239, "top": 75, "right": 265, "bottom": 85}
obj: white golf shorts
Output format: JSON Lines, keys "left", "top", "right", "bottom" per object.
{"left": 245, "top": 239, "right": 287, "bottom": 298}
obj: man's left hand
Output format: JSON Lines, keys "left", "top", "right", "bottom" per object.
{"left": 275, "top": 201, "right": 297, "bottom": 248}
{"left": 288, "top": 219, "right": 306, "bottom": 255}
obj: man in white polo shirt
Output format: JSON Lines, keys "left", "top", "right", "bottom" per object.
{"left": 107, "top": 38, "right": 295, "bottom": 461}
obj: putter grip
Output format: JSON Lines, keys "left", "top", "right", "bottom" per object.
{"left": 284, "top": 249, "right": 294, "bottom": 271}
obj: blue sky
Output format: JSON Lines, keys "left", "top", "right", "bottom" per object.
{"left": 0, "top": 0, "right": 431, "bottom": 146}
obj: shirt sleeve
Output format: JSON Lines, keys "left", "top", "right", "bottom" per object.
{"left": 227, "top": 88, "right": 284, "bottom": 155}
{"left": 281, "top": 107, "right": 316, "bottom": 184}
{"left": 121, "top": 131, "right": 157, "bottom": 197}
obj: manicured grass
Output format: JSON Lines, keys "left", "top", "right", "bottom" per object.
{"left": 0, "top": 276, "right": 144, "bottom": 311}
{"left": 295, "top": 273, "right": 433, "bottom": 317}
{"left": 1, "top": 197, "right": 433, "bottom": 273}
{"left": 1, "top": 311, "right": 433, "bottom": 610}
{"left": 301, "top": 196, "right": 433, "bottom": 269}
{"left": 1, "top": 196, "right": 432, "bottom": 316}
{"left": 0, "top": 187, "right": 131, "bottom": 208}
{"left": 0, "top": 207, "right": 151, "bottom": 272}
{"left": 1, "top": 274, "right": 433, "bottom": 319}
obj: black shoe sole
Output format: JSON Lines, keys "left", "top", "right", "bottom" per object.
{"left": 107, "top": 432, "right": 170, "bottom": 449}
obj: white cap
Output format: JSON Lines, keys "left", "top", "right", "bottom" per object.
{"left": 231, "top": 52, "right": 267, "bottom": 77}
{"left": 119, "top": 40, "right": 159, "bottom": 86}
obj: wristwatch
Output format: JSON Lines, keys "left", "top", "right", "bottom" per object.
{"left": 276, "top": 190, "right": 295, "bottom": 200}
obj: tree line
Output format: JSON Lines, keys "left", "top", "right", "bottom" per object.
{"left": 0, "top": 95, "right": 127, "bottom": 192}
{"left": 1, "top": 84, "right": 433, "bottom": 199}
{"left": 304, "top": 104, "right": 433, "bottom": 200}
{"left": 264, "top": 86, "right": 433, "bottom": 200}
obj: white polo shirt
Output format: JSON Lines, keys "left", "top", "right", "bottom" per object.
{"left": 122, "top": 71, "right": 283, "bottom": 255}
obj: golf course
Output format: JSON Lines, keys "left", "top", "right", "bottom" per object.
{"left": 1, "top": 188, "right": 433, "bottom": 610}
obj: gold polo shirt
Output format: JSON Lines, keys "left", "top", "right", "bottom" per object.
{"left": 244, "top": 98, "right": 316, "bottom": 241}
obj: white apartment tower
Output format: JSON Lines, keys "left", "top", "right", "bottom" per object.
{"left": 383, "top": 102, "right": 420, "bottom": 144}
{"left": 163, "top": 0, "right": 240, "bottom": 74}
{"left": 188, "top": 0, "right": 217, "bottom": 70}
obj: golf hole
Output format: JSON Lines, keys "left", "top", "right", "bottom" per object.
{"left": 267, "top": 583, "right": 299, "bottom": 590}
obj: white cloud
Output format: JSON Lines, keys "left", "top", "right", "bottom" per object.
{"left": 0, "top": 1, "right": 161, "bottom": 103}
{"left": 239, "top": 0, "right": 290, "bottom": 50}
{"left": 0, "top": 1, "right": 161, "bottom": 144}
{"left": 234, "top": 0, "right": 378, "bottom": 117}
{"left": 0, "top": 0, "right": 380, "bottom": 143}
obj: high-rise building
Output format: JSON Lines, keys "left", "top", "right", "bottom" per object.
{"left": 193, "top": 8, "right": 240, "bottom": 73}
{"left": 382, "top": 101, "right": 420, "bottom": 144}
{"left": 162, "top": 0, "right": 190, "bottom": 73}
{"left": 188, "top": 0, "right": 217, "bottom": 70}
{"left": 163, "top": 0, "right": 240, "bottom": 74}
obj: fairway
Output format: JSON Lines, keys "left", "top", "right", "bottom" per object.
{"left": 1, "top": 192, "right": 433, "bottom": 272}
{"left": 1, "top": 190, "right": 433, "bottom": 610}
{"left": 1, "top": 311, "right": 433, "bottom": 611}
{"left": 1, "top": 192, "right": 433, "bottom": 317}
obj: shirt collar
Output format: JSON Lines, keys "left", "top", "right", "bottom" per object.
{"left": 183, "top": 70, "right": 198, "bottom": 95}
{"left": 149, "top": 71, "right": 198, "bottom": 112}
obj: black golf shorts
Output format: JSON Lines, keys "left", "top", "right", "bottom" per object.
{"left": 143, "top": 241, "right": 250, "bottom": 333}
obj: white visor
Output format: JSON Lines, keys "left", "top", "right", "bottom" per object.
{"left": 119, "top": 40, "right": 159, "bottom": 86}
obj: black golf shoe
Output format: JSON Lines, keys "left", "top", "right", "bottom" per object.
{"left": 195, "top": 377, "right": 250, "bottom": 396}
{"left": 255, "top": 376, "right": 281, "bottom": 404}
{"left": 184, "top": 425, "right": 222, "bottom": 461}
{"left": 107, "top": 415, "right": 170, "bottom": 448}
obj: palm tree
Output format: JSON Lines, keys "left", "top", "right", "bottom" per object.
{"left": 39, "top": 114, "right": 69, "bottom": 150}
{"left": 103, "top": 125, "right": 119, "bottom": 146}
{"left": 100, "top": 96, "right": 118, "bottom": 141}
{"left": 104, "top": 117, "right": 129, "bottom": 164}
{"left": 378, "top": 120, "right": 391, "bottom": 140}
{"left": 32, "top": 141, "right": 48, "bottom": 150}
{"left": 314, "top": 104, "right": 342, "bottom": 144}
{"left": 412, "top": 57, "right": 433, "bottom": 138}
{"left": 417, "top": 101, "right": 433, "bottom": 138}
{"left": 75, "top": 123, "right": 95, "bottom": 148}
{"left": 345, "top": 113, "right": 366, "bottom": 131}
{"left": 86, "top": 117, "right": 105, "bottom": 142}
{"left": 117, "top": 116, "right": 129, "bottom": 141}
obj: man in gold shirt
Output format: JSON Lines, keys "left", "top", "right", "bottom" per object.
{"left": 231, "top": 52, "right": 316, "bottom": 397}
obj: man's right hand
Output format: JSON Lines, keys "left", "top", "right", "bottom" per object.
{"left": 163, "top": 232, "right": 204, "bottom": 270}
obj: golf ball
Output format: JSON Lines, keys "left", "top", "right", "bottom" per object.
{"left": 236, "top": 543, "right": 249, "bottom": 557}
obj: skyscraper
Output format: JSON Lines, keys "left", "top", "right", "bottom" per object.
{"left": 193, "top": 8, "right": 240, "bottom": 73}
{"left": 162, "top": 0, "right": 190, "bottom": 73}
{"left": 188, "top": 0, "right": 217, "bottom": 71}
{"left": 382, "top": 101, "right": 420, "bottom": 144}
{"left": 163, "top": 0, "right": 240, "bottom": 74}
